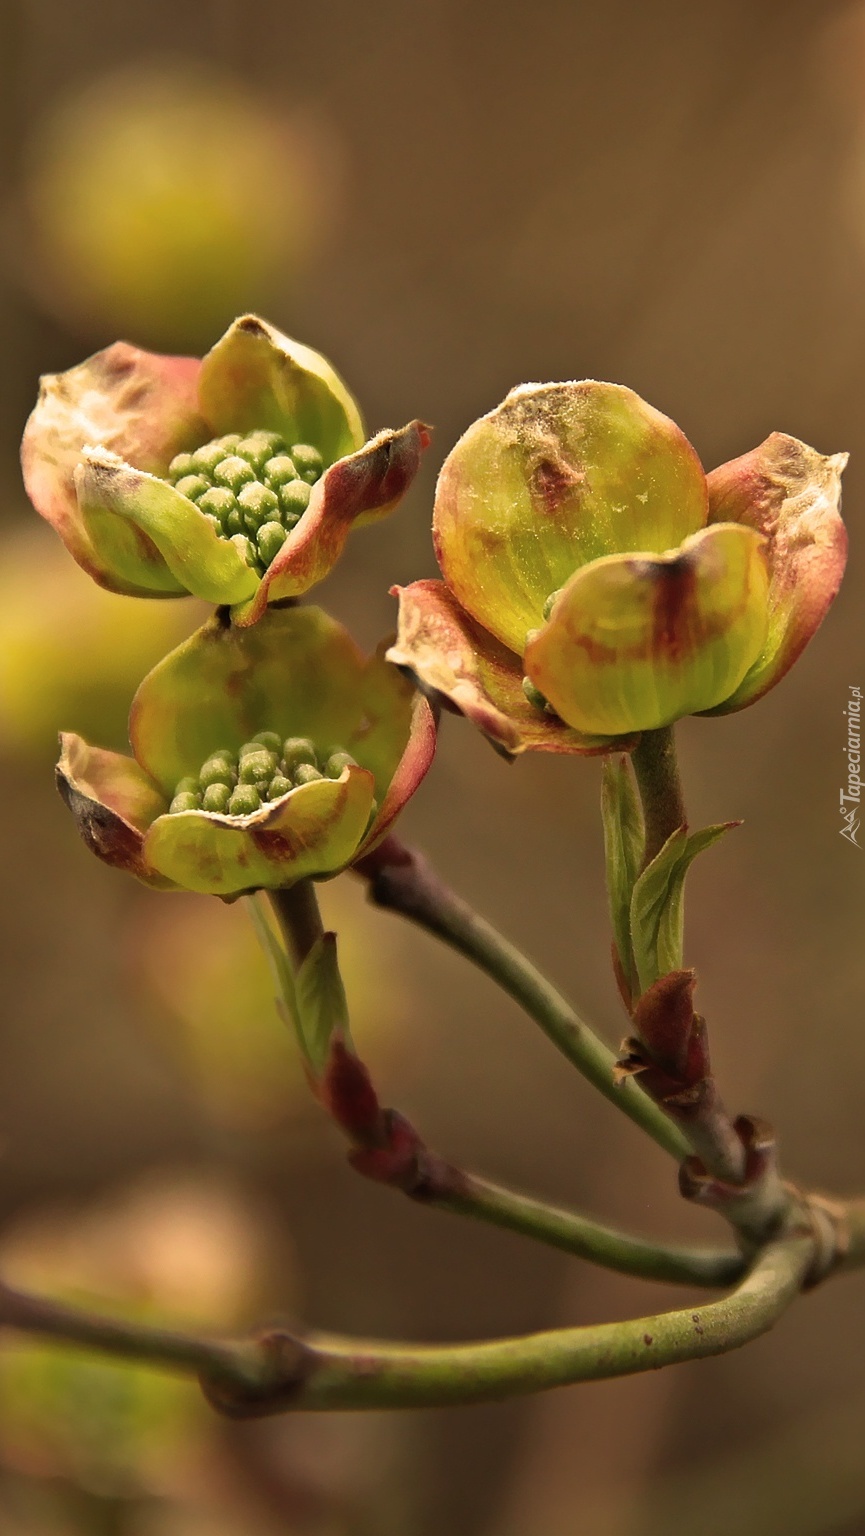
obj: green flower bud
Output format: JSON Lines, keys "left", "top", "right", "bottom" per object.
{"left": 238, "top": 482, "right": 279, "bottom": 531}
{"left": 202, "top": 514, "right": 221, "bottom": 534}
{"left": 230, "top": 533, "right": 256, "bottom": 567}
{"left": 239, "top": 749, "right": 277, "bottom": 783}
{"left": 291, "top": 443, "right": 324, "bottom": 483}
{"left": 294, "top": 762, "right": 324, "bottom": 786}
{"left": 281, "top": 736, "right": 318, "bottom": 773}
{"left": 25, "top": 319, "right": 429, "bottom": 618}
{"left": 57, "top": 605, "right": 432, "bottom": 898}
{"left": 257, "top": 521, "right": 287, "bottom": 567}
{"left": 168, "top": 452, "right": 195, "bottom": 482}
{"left": 235, "top": 431, "right": 285, "bottom": 472}
{"left": 226, "top": 507, "right": 243, "bottom": 536}
{"left": 170, "top": 791, "right": 200, "bottom": 813}
{"left": 268, "top": 774, "right": 293, "bottom": 800}
{"left": 202, "top": 782, "right": 232, "bottom": 814}
{"left": 543, "top": 589, "right": 562, "bottom": 621}
{"left": 251, "top": 731, "right": 282, "bottom": 754}
{"left": 263, "top": 454, "right": 298, "bottom": 490}
{"left": 214, "top": 455, "right": 256, "bottom": 493}
{"left": 199, "top": 754, "right": 237, "bottom": 789}
{"left": 191, "top": 441, "right": 229, "bottom": 477}
{"left": 227, "top": 784, "right": 262, "bottom": 816}
{"left": 197, "top": 487, "right": 237, "bottom": 526}
{"left": 324, "top": 750, "right": 357, "bottom": 778}
{"left": 278, "top": 479, "right": 312, "bottom": 520}
{"left": 174, "top": 474, "right": 211, "bottom": 503}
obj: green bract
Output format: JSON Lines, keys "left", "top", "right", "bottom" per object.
{"left": 56, "top": 606, "right": 436, "bottom": 897}
{"left": 22, "top": 314, "right": 429, "bottom": 625}
{"left": 389, "top": 383, "right": 847, "bottom": 750}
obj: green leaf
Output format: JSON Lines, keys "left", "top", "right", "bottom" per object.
{"left": 630, "top": 822, "right": 737, "bottom": 994}
{"left": 247, "top": 895, "right": 299, "bottom": 1031}
{"left": 294, "top": 932, "right": 352, "bottom": 1077}
{"left": 600, "top": 755, "right": 645, "bottom": 998}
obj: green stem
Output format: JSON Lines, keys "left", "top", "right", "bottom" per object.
{"left": 356, "top": 841, "right": 691, "bottom": 1162}
{"left": 628, "top": 726, "right": 753, "bottom": 1190}
{"left": 434, "top": 1170, "right": 743, "bottom": 1287}
{"left": 8, "top": 1215, "right": 865, "bottom": 1413}
{"left": 252, "top": 888, "right": 735, "bottom": 1288}
{"left": 0, "top": 1281, "right": 264, "bottom": 1387}
{"left": 205, "top": 1232, "right": 812, "bottom": 1414}
{"left": 269, "top": 880, "right": 324, "bottom": 966}
{"left": 630, "top": 725, "right": 687, "bottom": 865}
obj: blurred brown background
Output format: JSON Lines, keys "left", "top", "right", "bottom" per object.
{"left": 0, "top": 1, "right": 864, "bottom": 1532}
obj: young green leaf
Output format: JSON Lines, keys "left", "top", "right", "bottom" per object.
{"left": 630, "top": 822, "right": 738, "bottom": 995}
{"left": 601, "top": 755, "right": 645, "bottom": 1001}
{"left": 294, "top": 931, "right": 352, "bottom": 1077}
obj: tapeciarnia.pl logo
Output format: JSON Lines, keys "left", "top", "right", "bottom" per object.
{"left": 840, "top": 686, "right": 862, "bottom": 847}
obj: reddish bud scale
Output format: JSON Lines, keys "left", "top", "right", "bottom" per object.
{"left": 319, "top": 1034, "right": 388, "bottom": 1147}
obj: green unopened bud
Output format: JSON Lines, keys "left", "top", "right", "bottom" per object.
{"left": 230, "top": 533, "right": 256, "bottom": 567}
{"left": 214, "top": 456, "right": 256, "bottom": 494}
{"left": 522, "top": 676, "right": 549, "bottom": 712}
{"left": 226, "top": 507, "right": 243, "bottom": 536}
{"left": 252, "top": 731, "right": 282, "bottom": 754}
{"left": 202, "top": 782, "right": 232, "bottom": 814}
{"left": 263, "top": 454, "right": 297, "bottom": 490}
{"left": 281, "top": 737, "right": 318, "bottom": 773}
{"left": 236, "top": 432, "right": 285, "bottom": 472}
{"left": 200, "top": 754, "right": 237, "bottom": 789}
{"left": 268, "top": 774, "right": 293, "bottom": 800}
{"left": 198, "top": 487, "right": 237, "bottom": 526}
{"left": 216, "top": 434, "right": 242, "bottom": 453}
{"left": 228, "top": 784, "right": 262, "bottom": 816}
{"left": 176, "top": 775, "right": 201, "bottom": 796}
{"left": 192, "top": 442, "right": 229, "bottom": 477}
{"left": 278, "top": 480, "right": 312, "bottom": 520}
{"left": 168, "top": 452, "right": 195, "bottom": 482}
{"left": 170, "top": 791, "right": 200, "bottom": 813}
{"left": 257, "top": 521, "right": 287, "bottom": 566}
{"left": 543, "top": 589, "right": 563, "bottom": 621}
{"left": 324, "top": 750, "right": 357, "bottom": 778}
{"left": 294, "top": 762, "right": 324, "bottom": 786}
{"left": 175, "top": 474, "right": 211, "bottom": 503}
{"left": 291, "top": 444, "right": 324, "bottom": 483}
{"left": 239, "top": 749, "right": 277, "bottom": 784}
{"left": 238, "top": 483, "right": 279, "bottom": 531}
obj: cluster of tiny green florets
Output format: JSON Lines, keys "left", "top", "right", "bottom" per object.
{"left": 166, "top": 430, "right": 325, "bottom": 575}
{"left": 168, "top": 733, "right": 360, "bottom": 817}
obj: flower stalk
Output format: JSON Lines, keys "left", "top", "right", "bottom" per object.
{"left": 630, "top": 726, "right": 687, "bottom": 868}
{"left": 261, "top": 882, "right": 735, "bottom": 1287}
{"left": 0, "top": 1236, "right": 814, "bottom": 1416}
{"left": 355, "top": 837, "right": 691, "bottom": 1161}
